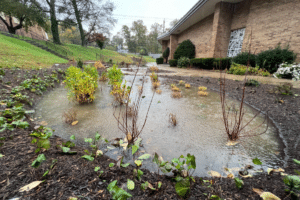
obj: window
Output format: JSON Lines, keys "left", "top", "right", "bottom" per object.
{"left": 227, "top": 28, "right": 245, "bottom": 57}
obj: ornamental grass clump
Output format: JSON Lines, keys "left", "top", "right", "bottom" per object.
{"left": 107, "top": 65, "right": 123, "bottom": 85}
{"left": 64, "top": 65, "right": 99, "bottom": 104}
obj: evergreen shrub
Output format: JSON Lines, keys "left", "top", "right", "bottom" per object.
{"left": 174, "top": 40, "right": 195, "bottom": 60}
{"left": 169, "top": 59, "right": 177, "bottom": 67}
{"left": 232, "top": 52, "right": 256, "bottom": 67}
{"left": 156, "top": 58, "right": 164, "bottom": 65}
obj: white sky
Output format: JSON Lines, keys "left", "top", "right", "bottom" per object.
{"left": 109, "top": 0, "right": 198, "bottom": 38}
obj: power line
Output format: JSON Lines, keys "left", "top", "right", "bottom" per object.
{"left": 113, "top": 14, "right": 175, "bottom": 20}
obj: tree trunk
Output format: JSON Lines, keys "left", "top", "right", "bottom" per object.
{"left": 71, "top": 0, "right": 85, "bottom": 46}
{"left": 49, "top": 0, "right": 61, "bottom": 44}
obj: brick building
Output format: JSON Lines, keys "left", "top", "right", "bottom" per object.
{"left": 0, "top": 12, "right": 48, "bottom": 40}
{"left": 158, "top": 0, "right": 300, "bottom": 62}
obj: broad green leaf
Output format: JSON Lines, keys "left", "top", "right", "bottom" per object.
{"left": 132, "top": 145, "right": 139, "bottom": 155}
{"left": 107, "top": 180, "right": 118, "bottom": 192}
{"left": 137, "top": 169, "right": 143, "bottom": 180}
{"left": 121, "top": 163, "right": 130, "bottom": 168}
{"left": 138, "top": 154, "right": 151, "bottom": 160}
{"left": 0, "top": 153, "right": 4, "bottom": 158}
{"left": 175, "top": 178, "right": 190, "bottom": 198}
{"left": 210, "top": 195, "right": 222, "bottom": 200}
{"left": 153, "top": 153, "right": 159, "bottom": 165}
{"left": 141, "top": 181, "right": 149, "bottom": 190}
{"left": 109, "top": 163, "right": 115, "bottom": 167}
{"left": 234, "top": 178, "right": 244, "bottom": 189}
{"left": 252, "top": 158, "right": 262, "bottom": 166}
{"left": 62, "top": 146, "right": 70, "bottom": 153}
{"left": 70, "top": 135, "right": 75, "bottom": 140}
{"left": 94, "top": 166, "right": 100, "bottom": 172}
{"left": 31, "top": 154, "right": 46, "bottom": 168}
{"left": 82, "top": 155, "right": 94, "bottom": 161}
{"left": 37, "top": 139, "right": 51, "bottom": 150}
{"left": 95, "top": 132, "right": 101, "bottom": 141}
{"left": 43, "top": 170, "right": 49, "bottom": 177}
{"left": 134, "top": 160, "right": 142, "bottom": 167}
{"left": 104, "top": 139, "right": 109, "bottom": 143}
{"left": 84, "top": 138, "right": 93, "bottom": 143}
{"left": 127, "top": 179, "right": 135, "bottom": 190}
{"left": 31, "top": 138, "right": 37, "bottom": 144}
{"left": 186, "top": 153, "right": 196, "bottom": 169}
{"left": 293, "top": 159, "right": 300, "bottom": 165}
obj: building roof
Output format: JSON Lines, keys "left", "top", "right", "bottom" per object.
{"left": 157, "top": 0, "right": 243, "bottom": 42}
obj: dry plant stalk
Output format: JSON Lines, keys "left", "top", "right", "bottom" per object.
{"left": 113, "top": 57, "right": 155, "bottom": 144}
{"left": 152, "top": 81, "right": 161, "bottom": 89}
{"left": 219, "top": 38, "right": 268, "bottom": 141}
{"left": 169, "top": 113, "right": 177, "bottom": 126}
{"left": 62, "top": 109, "right": 77, "bottom": 124}
{"left": 94, "top": 60, "right": 105, "bottom": 69}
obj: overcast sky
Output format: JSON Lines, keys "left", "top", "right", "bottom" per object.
{"left": 109, "top": 0, "right": 198, "bottom": 38}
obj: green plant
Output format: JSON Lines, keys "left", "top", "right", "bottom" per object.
{"left": 107, "top": 65, "right": 123, "bottom": 85}
{"left": 82, "top": 132, "right": 103, "bottom": 161}
{"left": 272, "top": 83, "right": 293, "bottom": 95}
{"left": 127, "top": 179, "right": 135, "bottom": 190}
{"left": 232, "top": 52, "right": 256, "bottom": 67}
{"left": 174, "top": 40, "right": 195, "bottom": 60}
{"left": 156, "top": 57, "right": 163, "bottom": 65}
{"left": 169, "top": 59, "right": 177, "bottom": 67}
{"left": 30, "top": 126, "right": 53, "bottom": 153}
{"left": 245, "top": 79, "right": 260, "bottom": 87}
{"left": 77, "top": 58, "right": 83, "bottom": 68}
{"left": 64, "top": 66, "right": 98, "bottom": 103}
{"left": 110, "top": 81, "right": 131, "bottom": 105}
{"left": 234, "top": 178, "right": 244, "bottom": 189}
{"left": 293, "top": 159, "right": 300, "bottom": 175}
{"left": 43, "top": 159, "right": 57, "bottom": 177}
{"left": 57, "top": 135, "right": 77, "bottom": 154}
{"left": 163, "top": 47, "right": 170, "bottom": 63}
{"left": 0, "top": 105, "right": 29, "bottom": 132}
{"left": 153, "top": 153, "right": 196, "bottom": 198}
{"left": 107, "top": 180, "right": 132, "bottom": 200}
{"left": 178, "top": 57, "right": 190, "bottom": 68}
{"left": 256, "top": 44, "right": 296, "bottom": 73}
{"left": 11, "top": 93, "right": 31, "bottom": 105}
{"left": 31, "top": 154, "right": 46, "bottom": 168}
{"left": 190, "top": 58, "right": 215, "bottom": 69}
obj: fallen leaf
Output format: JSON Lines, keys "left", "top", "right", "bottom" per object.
{"left": 97, "top": 190, "right": 104, "bottom": 194}
{"left": 260, "top": 192, "right": 281, "bottom": 200}
{"left": 19, "top": 181, "right": 43, "bottom": 192}
{"left": 253, "top": 188, "right": 264, "bottom": 196}
{"left": 267, "top": 168, "right": 284, "bottom": 175}
{"left": 227, "top": 173, "right": 234, "bottom": 179}
{"left": 0, "top": 154, "right": 4, "bottom": 158}
{"left": 96, "top": 150, "right": 103, "bottom": 157}
{"left": 40, "top": 121, "right": 48, "bottom": 126}
{"left": 208, "top": 171, "right": 221, "bottom": 178}
{"left": 226, "top": 141, "right": 239, "bottom": 146}
{"left": 71, "top": 121, "right": 78, "bottom": 126}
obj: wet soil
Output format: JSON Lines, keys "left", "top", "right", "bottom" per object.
{"left": 0, "top": 64, "right": 299, "bottom": 200}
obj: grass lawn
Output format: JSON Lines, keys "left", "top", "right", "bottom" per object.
{"left": 0, "top": 34, "right": 68, "bottom": 69}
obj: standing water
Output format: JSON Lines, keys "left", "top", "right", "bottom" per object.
{"left": 35, "top": 70, "right": 284, "bottom": 176}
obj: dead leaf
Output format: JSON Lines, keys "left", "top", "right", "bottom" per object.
{"left": 227, "top": 173, "right": 234, "bottom": 179}
{"left": 71, "top": 121, "right": 78, "bottom": 126}
{"left": 40, "top": 121, "right": 48, "bottom": 126}
{"left": 226, "top": 141, "right": 239, "bottom": 146}
{"left": 96, "top": 150, "right": 103, "bottom": 157}
{"left": 260, "top": 192, "right": 281, "bottom": 200}
{"left": 19, "top": 181, "right": 43, "bottom": 192}
{"left": 253, "top": 188, "right": 264, "bottom": 195}
{"left": 267, "top": 168, "right": 284, "bottom": 175}
{"left": 208, "top": 171, "right": 221, "bottom": 178}
{"left": 97, "top": 190, "right": 104, "bottom": 194}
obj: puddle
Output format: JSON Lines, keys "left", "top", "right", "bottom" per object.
{"left": 34, "top": 74, "right": 284, "bottom": 177}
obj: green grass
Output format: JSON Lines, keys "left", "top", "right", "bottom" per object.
{"left": 0, "top": 34, "right": 68, "bottom": 69}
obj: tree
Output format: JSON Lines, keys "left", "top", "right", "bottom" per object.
{"left": 111, "top": 34, "right": 123, "bottom": 49}
{"left": 147, "top": 22, "right": 162, "bottom": 53}
{"left": 122, "top": 25, "right": 136, "bottom": 53}
{"left": 163, "top": 47, "right": 170, "bottom": 63}
{"left": 61, "top": 0, "right": 116, "bottom": 46}
{"left": 88, "top": 32, "right": 106, "bottom": 49}
{"left": 131, "top": 20, "right": 147, "bottom": 52}
{"left": 0, "top": 0, "right": 49, "bottom": 34}
{"left": 169, "top": 19, "right": 179, "bottom": 27}
{"left": 30, "top": 0, "right": 64, "bottom": 44}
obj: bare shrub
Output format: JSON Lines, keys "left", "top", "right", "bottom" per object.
{"left": 113, "top": 57, "right": 155, "bottom": 144}
{"left": 169, "top": 113, "right": 177, "bottom": 126}
{"left": 62, "top": 109, "right": 77, "bottom": 124}
{"left": 149, "top": 66, "right": 158, "bottom": 72}
{"left": 95, "top": 60, "right": 105, "bottom": 69}
{"left": 152, "top": 81, "right": 161, "bottom": 89}
{"left": 219, "top": 48, "right": 268, "bottom": 141}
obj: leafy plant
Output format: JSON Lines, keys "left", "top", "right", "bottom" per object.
{"left": 82, "top": 132, "right": 103, "bottom": 161}
{"left": 245, "top": 79, "right": 260, "bottom": 87}
{"left": 156, "top": 57, "right": 163, "bottom": 65}
{"left": 232, "top": 52, "right": 256, "bottom": 67}
{"left": 274, "top": 63, "right": 300, "bottom": 81}
{"left": 43, "top": 159, "right": 57, "bottom": 177}
{"left": 271, "top": 83, "right": 293, "bottom": 95}
{"left": 32, "top": 154, "right": 46, "bottom": 168}
{"left": 110, "top": 81, "right": 131, "bottom": 105}
{"left": 283, "top": 176, "right": 300, "bottom": 196}
{"left": 150, "top": 71, "right": 158, "bottom": 82}
{"left": 178, "top": 57, "right": 190, "bottom": 68}
{"left": 163, "top": 47, "right": 170, "bottom": 63}
{"left": 293, "top": 159, "right": 300, "bottom": 175}
{"left": 107, "top": 180, "right": 132, "bottom": 200}
{"left": 64, "top": 66, "right": 99, "bottom": 104}
{"left": 30, "top": 126, "right": 53, "bottom": 153}
{"left": 127, "top": 179, "right": 135, "bottom": 190}
{"left": 57, "top": 135, "right": 77, "bottom": 154}
{"left": 169, "top": 59, "right": 177, "bottom": 67}
{"left": 234, "top": 178, "right": 244, "bottom": 189}
{"left": 107, "top": 65, "right": 123, "bottom": 85}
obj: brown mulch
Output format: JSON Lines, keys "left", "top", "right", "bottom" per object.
{"left": 0, "top": 64, "right": 299, "bottom": 199}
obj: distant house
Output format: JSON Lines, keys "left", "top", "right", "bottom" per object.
{"left": 158, "top": 0, "right": 300, "bottom": 61}
{"left": 0, "top": 12, "right": 48, "bottom": 41}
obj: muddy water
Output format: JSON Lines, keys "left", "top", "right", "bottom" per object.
{"left": 35, "top": 72, "right": 284, "bottom": 177}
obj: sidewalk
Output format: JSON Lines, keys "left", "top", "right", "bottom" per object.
{"left": 156, "top": 64, "right": 300, "bottom": 89}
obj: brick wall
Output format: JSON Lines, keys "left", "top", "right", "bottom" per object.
{"left": 177, "top": 14, "right": 214, "bottom": 58}
{"left": 162, "top": 0, "right": 300, "bottom": 62}
{"left": 242, "top": 0, "right": 300, "bottom": 62}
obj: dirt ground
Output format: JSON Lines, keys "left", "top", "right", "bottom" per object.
{"left": 0, "top": 63, "right": 299, "bottom": 200}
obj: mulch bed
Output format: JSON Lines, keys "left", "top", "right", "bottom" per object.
{"left": 0, "top": 64, "right": 299, "bottom": 200}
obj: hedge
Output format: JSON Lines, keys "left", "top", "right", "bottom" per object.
{"left": 232, "top": 52, "right": 256, "bottom": 67}
{"left": 174, "top": 40, "right": 195, "bottom": 60}
{"left": 156, "top": 58, "right": 164, "bottom": 65}
{"left": 169, "top": 59, "right": 177, "bottom": 67}
{"left": 190, "top": 58, "right": 231, "bottom": 70}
